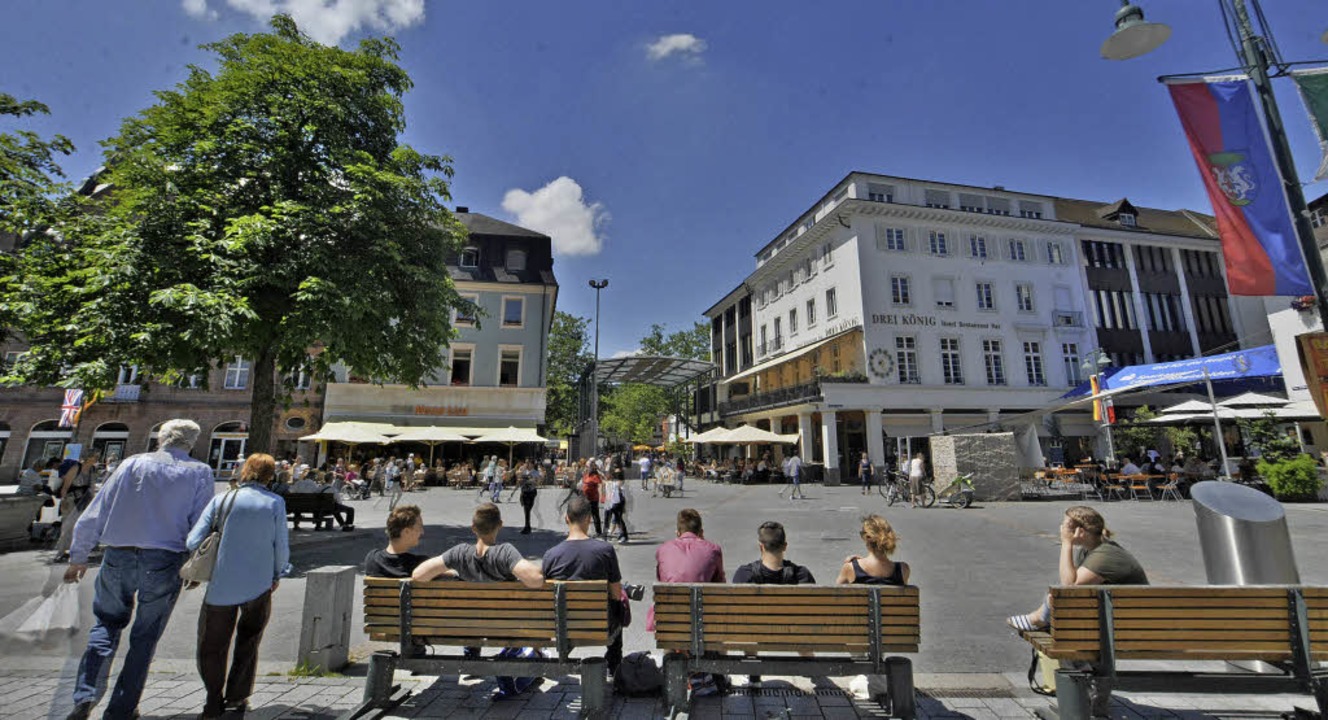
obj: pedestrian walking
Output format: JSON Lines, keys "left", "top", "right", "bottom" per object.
{"left": 781, "top": 450, "right": 806, "bottom": 500}
{"left": 582, "top": 462, "right": 604, "bottom": 537}
{"left": 63, "top": 419, "right": 215, "bottom": 720}
{"left": 519, "top": 463, "right": 538, "bottom": 534}
{"left": 188, "top": 454, "right": 290, "bottom": 718}
{"left": 53, "top": 450, "right": 100, "bottom": 563}
{"left": 858, "top": 452, "right": 874, "bottom": 496}
{"left": 907, "top": 453, "right": 926, "bottom": 509}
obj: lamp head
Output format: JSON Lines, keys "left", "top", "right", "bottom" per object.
{"left": 1101, "top": 2, "right": 1171, "bottom": 60}
{"left": 589, "top": 279, "right": 609, "bottom": 290}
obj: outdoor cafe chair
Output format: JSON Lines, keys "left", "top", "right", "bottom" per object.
{"left": 1102, "top": 474, "right": 1128, "bottom": 501}
{"left": 1157, "top": 473, "right": 1183, "bottom": 501}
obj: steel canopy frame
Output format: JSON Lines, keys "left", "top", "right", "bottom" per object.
{"left": 589, "top": 355, "right": 715, "bottom": 388}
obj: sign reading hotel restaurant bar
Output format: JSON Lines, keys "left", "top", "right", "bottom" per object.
{"left": 871, "top": 313, "right": 1000, "bottom": 330}
{"left": 414, "top": 404, "right": 469, "bottom": 417}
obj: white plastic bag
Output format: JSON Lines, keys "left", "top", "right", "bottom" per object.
{"left": 13, "top": 584, "right": 80, "bottom": 639}
{"left": 0, "top": 596, "right": 46, "bottom": 639}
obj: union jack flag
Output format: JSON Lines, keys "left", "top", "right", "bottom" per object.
{"left": 59, "top": 388, "right": 84, "bottom": 428}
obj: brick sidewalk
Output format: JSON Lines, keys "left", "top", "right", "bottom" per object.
{"left": 1, "top": 666, "right": 1319, "bottom": 720}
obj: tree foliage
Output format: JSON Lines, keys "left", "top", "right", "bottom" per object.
{"left": 598, "top": 322, "right": 710, "bottom": 447}
{"left": 545, "top": 311, "right": 592, "bottom": 438}
{"left": 1114, "top": 405, "right": 1158, "bottom": 461}
{"left": 639, "top": 321, "right": 709, "bottom": 361}
{"left": 1237, "top": 412, "right": 1301, "bottom": 465}
{"left": 0, "top": 94, "right": 74, "bottom": 237}
{"left": 2, "top": 16, "right": 467, "bottom": 452}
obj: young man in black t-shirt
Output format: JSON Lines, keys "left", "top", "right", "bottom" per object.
{"left": 731, "top": 521, "right": 814, "bottom": 687}
{"left": 363, "top": 505, "right": 429, "bottom": 577}
{"left": 542, "top": 494, "right": 625, "bottom": 674}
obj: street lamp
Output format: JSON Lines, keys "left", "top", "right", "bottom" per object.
{"left": 1102, "top": 0, "right": 1328, "bottom": 329}
{"left": 589, "top": 279, "right": 609, "bottom": 455}
{"left": 1081, "top": 348, "right": 1116, "bottom": 462}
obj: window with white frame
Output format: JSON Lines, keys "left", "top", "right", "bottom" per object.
{"left": 177, "top": 372, "right": 204, "bottom": 390}
{"left": 891, "top": 275, "right": 911, "bottom": 305}
{"left": 826, "top": 288, "right": 838, "bottom": 318}
{"left": 456, "top": 294, "right": 479, "bottom": 326}
{"left": 1062, "top": 343, "right": 1082, "bottom": 387}
{"left": 1046, "top": 241, "right": 1065, "bottom": 265}
{"left": 498, "top": 347, "right": 521, "bottom": 387}
{"left": 3, "top": 350, "right": 21, "bottom": 369}
{"left": 895, "top": 336, "right": 920, "bottom": 384}
{"left": 789, "top": 308, "right": 798, "bottom": 335}
{"left": 1312, "top": 207, "right": 1326, "bottom": 229}
{"left": 1019, "top": 201, "right": 1044, "bottom": 219}
{"left": 505, "top": 248, "right": 527, "bottom": 272}
{"left": 1008, "top": 238, "right": 1027, "bottom": 262}
{"left": 285, "top": 368, "right": 312, "bottom": 390}
{"left": 1119, "top": 213, "right": 1137, "bottom": 227}
{"left": 502, "top": 296, "right": 524, "bottom": 327}
{"left": 929, "top": 230, "right": 949, "bottom": 256}
{"left": 975, "top": 281, "right": 995, "bottom": 311}
{"left": 223, "top": 357, "right": 250, "bottom": 390}
{"left": 116, "top": 365, "right": 139, "bottom": 385}
{"left": 821, "top": 242, "right": 834, "bottom": 267}
{"left": 934, "top": 277, "right": 956, "bottom": 309}
{"left": 982, "top": 339, "right": 1006, "bottom": 386}
{"left": 450, "top": 346, "right": 473, "bottom": 386}
{"left": 806, "top": 298, "right": 817, "bottom": 326}
{"left": 877, "top": 225, "right": 906, "bottom": 252}
{"left": 1023, "top": 341, "right": 1046, "bottom": 386}
{"left": 940, "top": 338, "right": 963, "bottom": 385}
{"left": 969, "top": 234, "right": 987, "bottom": 259}
{"left": 1016, "top": 283, "right": 1035, "bottom": 313}
{"left": 460, "top": 246, "right": 480, "bottom": 268}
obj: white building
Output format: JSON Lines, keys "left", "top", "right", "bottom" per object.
{"left": 701, "top": 172, "right": 1273, "bottom": 481}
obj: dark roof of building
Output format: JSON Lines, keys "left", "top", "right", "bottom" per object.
{"left": 458, "top": 211, "right": 549, "bottom": 240}
{"left": 449, "top": 211, "right": 557, "bottom": 286}
{"left": 1054, "top": 197, "right": 1218, "bottom": 240}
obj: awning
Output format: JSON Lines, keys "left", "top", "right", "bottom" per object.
{"left": 389, "top": 427, "right": 470, "bottom": 443}
{"left": 721, "top": 425, "right": 792, "bottom": 445}
{"left": 470, "top": 426, "right": 549, "bottom": 444}
{"left": 300, "top": 423, "right": 392, "bottom": 445}
{"left": 1063, "top": 345, "right": 1281, "bottom": 397}
{"left": 687, "top": 427, "right": 733, "bottom": 444}
{"left": 724, "top": 328, "right": 859, "bottom": 384}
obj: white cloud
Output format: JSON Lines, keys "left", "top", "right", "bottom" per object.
{"left": 181, "top": 0, "right": 425, "bottom": 45}
{"left": 610, "top": 350, "right": 641, "bottom": 360}
{"left": 502, "top": 177, "right": 609, "bottom": 257}
{"left": 646, "top": 33, "right": 707, "bottom": 62}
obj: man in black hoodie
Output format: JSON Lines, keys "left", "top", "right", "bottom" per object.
{"left": 730, "top": 521, "right": 815, "bottom": 687}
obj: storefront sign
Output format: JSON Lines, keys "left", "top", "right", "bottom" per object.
{"left": 1297, "top": 332, "right": 1328, "bottom": 420}
{"left": 823, "top": 319, "right": 862, "bottom": 338}
{"left": 414, "top": 404, "right": 469, "bottom": 417}
{"left": 870, "top": 313, "right": 1000, "bottom": 330}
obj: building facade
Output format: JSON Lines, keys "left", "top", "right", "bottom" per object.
{"left": 321, "top": 210, "right": 558, "bottom": 431}
{"left": 700, "top": 172, "right": 1272, "bottom": 481}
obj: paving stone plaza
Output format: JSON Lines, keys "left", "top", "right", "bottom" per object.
{"left": 2, "top": 479, "right": 1327, "bottom": 719}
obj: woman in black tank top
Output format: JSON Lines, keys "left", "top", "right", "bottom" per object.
{"left": 836, "top": 514, "right": 910, "bottom": 586}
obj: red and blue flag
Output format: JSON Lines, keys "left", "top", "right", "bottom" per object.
{"left": 1168, "top": 78, "right": 1312, "bottom": 297}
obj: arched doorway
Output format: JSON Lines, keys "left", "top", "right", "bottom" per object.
{"left": 208, "top": 421, "right": 248, "bottom": 473}
{"left": 23, "top": 420, "right": 71, "bottom": 470}
{"left": 92, "top": 422, "right": 130, "bottom": 463}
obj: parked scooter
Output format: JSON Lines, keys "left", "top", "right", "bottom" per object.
{"left": 932, "top": 472, "right": 976, "bottom": 509}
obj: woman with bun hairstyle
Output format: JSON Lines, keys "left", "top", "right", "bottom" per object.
{"left": 1006, "top": 505, "right": 1147, "bottom": 632}
{"left": 836, "top": 515, "right": 910, "bottom": 585}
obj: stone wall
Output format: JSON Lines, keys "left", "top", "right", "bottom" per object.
{"left": 929, "top": 432, "right": 1021, "bottom": 501}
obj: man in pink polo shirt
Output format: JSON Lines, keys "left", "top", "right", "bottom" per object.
{"left": 648, "top": 508, "right": 728, "bottom": 692}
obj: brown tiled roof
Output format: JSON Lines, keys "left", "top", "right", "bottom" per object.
{"left": 1054, "top": 197, "right": 1218, "bottom": 240}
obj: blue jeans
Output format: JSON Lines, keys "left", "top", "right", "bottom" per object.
{"left": 74, "top": 547, "right": 187, "bottom": 718}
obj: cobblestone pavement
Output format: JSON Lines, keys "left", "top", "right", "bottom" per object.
{"left": 0, "top": 664, "right": 1320, "bottom": 720}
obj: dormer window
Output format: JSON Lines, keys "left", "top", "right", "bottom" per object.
{"left": 505, "top": 248, "right": 527, "bottom": 272}
{"left": 1119, "top": 213, "right": 1137, "bottom": 227}
{"left": 460, "top": 247, "right": 480, "bottom": 268}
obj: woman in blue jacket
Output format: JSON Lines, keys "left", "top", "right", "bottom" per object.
{"left": 187, "top": 453, "right": 290, "bottom": 718}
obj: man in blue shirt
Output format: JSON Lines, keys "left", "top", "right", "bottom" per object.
{"left": 64, "top": 419, "right": 215, "bottom": 720}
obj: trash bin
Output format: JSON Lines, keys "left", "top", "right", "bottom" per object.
{"left": 1190, "top": 481, "right": 1299, "bottom": 585}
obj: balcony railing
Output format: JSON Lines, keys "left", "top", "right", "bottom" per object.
{"left": 107, "top": 383, "right": 140, "bottom": 403}
{"left": 1053, "top": 310, "right": 1084, "bottom": 328}
{"left": 719, "top": 380, "right": 822, "bottom": 416}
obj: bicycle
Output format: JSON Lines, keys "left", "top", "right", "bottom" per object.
{"left": 878, "top": 469, "right": 936, "bottom": 507}
{"left": 932, "top": 472, "right": 976, "bottom": 509}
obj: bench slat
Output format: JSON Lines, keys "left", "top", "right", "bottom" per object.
{"left": 653, "top": 585, "right": 917, "bottom": 597}
{"left": 1111, "top": 597, "right": 1290, "bottom": 609}
{"left": 363, "top": 597, "right": 604, "bottom": 610}
{"left": 1054, "top": 629, "right": 1289, "bottom": 642}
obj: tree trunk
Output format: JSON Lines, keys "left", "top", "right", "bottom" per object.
{"left": 248, "top": 347, "right": 277, "bottom": 454}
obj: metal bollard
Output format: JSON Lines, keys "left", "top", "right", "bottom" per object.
{"left": 580, "top": 656, "right": 607, "bottom": 719}
{"left": 362, "top": 650, "right": 398, "bottom": 707}
{"left": 884, "top": 657, "right": 915, "bottom": 720}
{"left": 1053, "top": 669, "right": 1092, "bottom": 720}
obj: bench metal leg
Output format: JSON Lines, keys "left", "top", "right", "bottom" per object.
{"left": 1054, "top": 670, "right": 1092, "bottom": 720}
{"left": 885, "top": 657, "right": 915, "bottom": 720}
{"left": 663, "top": 652, "right": 689, "bottom": 714}
{"left": 1312, "top": 676, "right": 1328, "bottom": 717}
{"left": 336, "top": 650, "right": 406, "bottom": 720}
{"left": 580, "top": 656, "right": 607, "bottom": 719}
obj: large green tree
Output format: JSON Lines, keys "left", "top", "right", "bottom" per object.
{"left": 3, "top": 16, "right": 467, "bottom": 453}
{"left": 545, "top": 311, "right": 593, "bottom": 438}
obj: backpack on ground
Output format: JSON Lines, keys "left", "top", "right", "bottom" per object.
{"left": 493, "top": 647, "right": 545, "bottom": 698}
{"left": 614, "top": 651, "right": 664, "bottom": 697}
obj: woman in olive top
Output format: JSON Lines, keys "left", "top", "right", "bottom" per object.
{"left": 1006, "top": 505, "right": 1147, "bottom": 632}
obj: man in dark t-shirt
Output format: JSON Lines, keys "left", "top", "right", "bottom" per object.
{"left": 542, "top": 494, "right": 624, "bottom": 674}
{"left": 363, "top": 505, "right": 428, "bottom": 578}
{"left": 731, "top": 521, "right": 813, "bottom": 688}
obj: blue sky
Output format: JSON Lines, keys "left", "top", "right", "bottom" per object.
{"left": 4, "top": 1, "right": 1327, "bottom": 358}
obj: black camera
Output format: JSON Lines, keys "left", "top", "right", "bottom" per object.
{"left": 623, "top": 582, "right": 645, "bottom": 601}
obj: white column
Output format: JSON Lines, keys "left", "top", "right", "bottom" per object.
{"left": 1122, "top": 243, "right": 1154, "bottom": 362}
{"left": 821, "top": 410, "right": 840, "bottom": 481}
{"left": 1170, "top": 247, "right": 1202, "bottom": 357}
{"left": 930, "top": 409, "right": 944, "bottom": 434}
{"left": 798, "top": 411, "right": 815, "bottom": 461}
{"left": 866, "top": 411, "right": 885, "bottom": 467}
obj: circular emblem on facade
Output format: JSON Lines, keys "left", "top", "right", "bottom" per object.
{"left": 868, "top": 348, "right": 895, "bottom": 378}
{"left": 1233, "top": 353, "right": 1252, "bottom": 374}
{"left": 1207, "top": 151, "right": 1257, "bottom": 207}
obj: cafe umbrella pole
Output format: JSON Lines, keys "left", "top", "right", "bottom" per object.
{"left": 1203, "top": 367, "right": 1234, "bottom": 480}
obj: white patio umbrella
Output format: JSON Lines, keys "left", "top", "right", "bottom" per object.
{"left": 687, "top": 427, "right": 733, "bottom": 444}
{"left": 390, "top": 426, "right": 469, "bottom": 466}
{"left": 470, "top": 426, "right": 549, "bottom": 464}
{"left": 300, "top": 423, "right": 393, "bottom": 464}
{"left": 722, "top": 425, "right": 789, "bottom": 445}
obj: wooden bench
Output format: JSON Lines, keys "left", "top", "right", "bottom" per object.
{"left": 1016, "top": 585, "right": 1328, "bottom": 720}
{"left": 654, "top": 584, "right": 920, "bottom": 718}
{"left": 283, "top": 492, "right": 336, "bottom": 528}
{"left": 343, "top": 578, "right": 612, "bottom": 719}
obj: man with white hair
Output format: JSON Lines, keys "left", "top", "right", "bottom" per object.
{"left": 63, "top": 418, "right": 216, "bottom": 720}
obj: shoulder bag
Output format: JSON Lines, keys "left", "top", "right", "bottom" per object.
{"left": 180, "top": 490, "right": 239, "bottom": 584}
